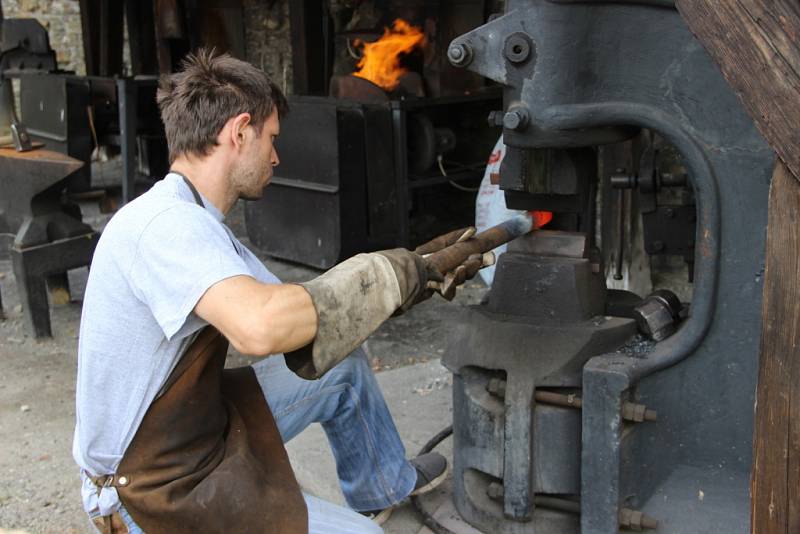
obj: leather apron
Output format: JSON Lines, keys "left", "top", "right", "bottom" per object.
{"left": 100, "top": 177, "right": 307, "bottom": 533}
{"left": 108, "top": 326, "right": 307, "bottom": 533}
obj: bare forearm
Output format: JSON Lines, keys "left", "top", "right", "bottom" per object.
{"left": 251, "top": 283, "right": 318, "bottom": 354}
{"left": 195, "top": 276, "right": 318, "bottom": 356}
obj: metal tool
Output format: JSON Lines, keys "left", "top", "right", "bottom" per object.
{"left": 425, "top": 213, "right": 533, "bottom": 275}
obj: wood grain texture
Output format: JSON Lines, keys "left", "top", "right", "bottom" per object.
{"left": 750, "top": 162, "right": 800, "bottom": 534}
{"left": 675, "top": 0, "right": 800, "bottom": 181}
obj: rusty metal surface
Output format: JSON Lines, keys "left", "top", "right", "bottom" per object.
{"left": 328, "top": 75, "right": 389, "bottom": 102}
{"left": 426, "top": 214, "right": 532, "bottom": 275}
{"left": 0, "top": 146, "right": 83, "bottom": 163}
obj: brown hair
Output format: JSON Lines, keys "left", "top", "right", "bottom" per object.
{"left": 157, "top": 48, "right": 289, "bottom": 163}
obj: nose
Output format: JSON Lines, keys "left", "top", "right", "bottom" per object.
{"left": 271, "top": 148, "right": 280, "bottom": 167}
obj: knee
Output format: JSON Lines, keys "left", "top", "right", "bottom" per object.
{"left": 328, "top": 346, "right": 372, "bottom": 386}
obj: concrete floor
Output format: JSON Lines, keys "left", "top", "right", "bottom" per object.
{"left": 0, "top": 200, "right": 488, "bottom": 533}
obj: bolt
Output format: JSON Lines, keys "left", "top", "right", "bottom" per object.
{"left": 503, "top": 109, "right": 529, "bottom": 131}
{"left": 487, "top": 110, "right": 504, "bottom": 127}
{"left": 619, "top": 507, "right": 659, "bottom": 530}
{"left": 633, "top": 293, "right": 678, "bottom": 342}
{"left": 664, "top": 208, "right": 675, "bottom": 218}
{"left": 487, "top": 482, "right": 505, "bottom": 500}
{"left": 652, "top": 241, "right": 664, "bottom": 252}
{"left": 448, "top": 43, "right": 473, "bottom": 67}
{"left": 622, "top": 401, "right": 657, "bottom": 423}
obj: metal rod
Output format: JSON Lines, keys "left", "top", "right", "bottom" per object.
{"left": 534, "top": 497, "right": 658, "bottom": 531}
{"left": 535, "top": 390, "right": 657, "bottom": 422}
{"left": 425, "top": 213, "right": 533, "bottom": 274}
{"left": 535, "top": 495, "right": 581, "bottom": 515}
{"left": 614, "top": 188, "right": 625, "bottom": 280}
{"left": 535, "top": 390, "right": 583, "bottom": 409}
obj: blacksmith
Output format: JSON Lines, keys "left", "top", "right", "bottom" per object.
{"left": 72, "top": 50, "right": 481, "bottom": 533}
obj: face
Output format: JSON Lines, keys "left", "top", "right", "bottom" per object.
{"left": 230, "top": 109, "right": 280, "bottom": 201}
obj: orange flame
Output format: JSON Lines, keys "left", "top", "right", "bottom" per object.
{"left": 530, "top": 211, "right": 553, "bottom": 229}
{"left": 353, "top": 19, "right": 425, "bottom": 92}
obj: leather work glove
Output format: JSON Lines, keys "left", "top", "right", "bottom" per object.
{"left": 414, "top": 227, "right": 496, "bottom": 301}
{"left": 285, "top": 230, "right": 495, "bottom": 380}
{"left": 285, "top": 248, "right": 436, "bottom": 379}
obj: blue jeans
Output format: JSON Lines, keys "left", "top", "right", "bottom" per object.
{"left": 117, "top": 347, "right": 416, "bottom": 533}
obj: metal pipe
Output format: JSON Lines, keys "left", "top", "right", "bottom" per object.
{"left": 542, "top": 101, "right": 721, "bottom": 382}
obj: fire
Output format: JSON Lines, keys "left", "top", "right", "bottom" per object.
{"left": 530, "top": 211, "right": 553, "bottom": 229}
{"left": 353, "top": 19, "right": 425, "bottom": 92}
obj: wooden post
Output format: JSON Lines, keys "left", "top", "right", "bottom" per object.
{"left": 671, "top": 3, "right": 800, "bottom": 531}
{"left": 674, "top": 1, "right": 800, "bottom": 182}
{"left": 751, "top": 161, "right": 800, "bottom": 534}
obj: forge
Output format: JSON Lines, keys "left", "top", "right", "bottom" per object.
{"left": 245, "top": 2, "right": 502, "bottom": 268}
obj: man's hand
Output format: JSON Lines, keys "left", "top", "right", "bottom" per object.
{"left": 415, "top": 227, "right": 496, "bottom": 301}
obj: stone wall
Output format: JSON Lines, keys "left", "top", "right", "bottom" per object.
{"left": 243, "top": 0, "right": 293, "bottom": 94}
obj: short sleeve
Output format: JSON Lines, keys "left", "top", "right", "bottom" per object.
{"left": 128, "top": 204, "right": 252, "bottom": 339}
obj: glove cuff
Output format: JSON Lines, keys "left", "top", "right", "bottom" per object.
{"left": 285, "top": 252, "right": 405, "bottom": 379}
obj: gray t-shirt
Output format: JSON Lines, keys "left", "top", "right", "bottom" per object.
{"left": 72, "top": 173, "right": 281, "bottom": 516}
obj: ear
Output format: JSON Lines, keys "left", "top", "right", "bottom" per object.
{"left": 228, "top": 112, "right": 252, "bottom": 150}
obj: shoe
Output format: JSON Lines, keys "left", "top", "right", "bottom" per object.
{"left": 359, "top": 452, "right": 448, "bottom": 524}
{"left": 410, "top": 451, "right": 448, "bottom": 496}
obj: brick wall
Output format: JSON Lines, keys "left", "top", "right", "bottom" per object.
{"left": 2, "top": 0, "right": 85, "bottom": 74}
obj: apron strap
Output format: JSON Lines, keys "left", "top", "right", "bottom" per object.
{"left": 170, "top": 170, "right": 204, "bottom": 207}
{"left": 170, "top": 170, "right": 242, "bottom": 256}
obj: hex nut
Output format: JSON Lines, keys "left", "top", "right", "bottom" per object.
{"left": 503, "top": 109, "right": 529, "bottom": 131}
{"left": 448, "top": 43, "right": 473, "bottom": 67}
{"left": 634, "top": 297, "right": 676, "bottom": 342}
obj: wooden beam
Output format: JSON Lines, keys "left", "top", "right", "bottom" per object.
{"left": 126, "top": 0, "right": 159, "bottom": 75}
{"left": 79, "top": 0, "right": 125, "bottom": 76}
{"left": 288, "top": 0, "right": 330, "bottom": 95}
{"left": 750, "top": 161, "right": 800, "bottom": 534}
{"left": 674, "top": 1, "right": 800, "bottom": 181}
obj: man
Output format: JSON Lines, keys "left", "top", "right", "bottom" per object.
{"left": 74, "top": 50, "right": 485, "bottom": 533}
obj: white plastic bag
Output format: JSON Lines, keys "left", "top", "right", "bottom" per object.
{"left": 474, "top": 136, "right": 524, "bottom": 286}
